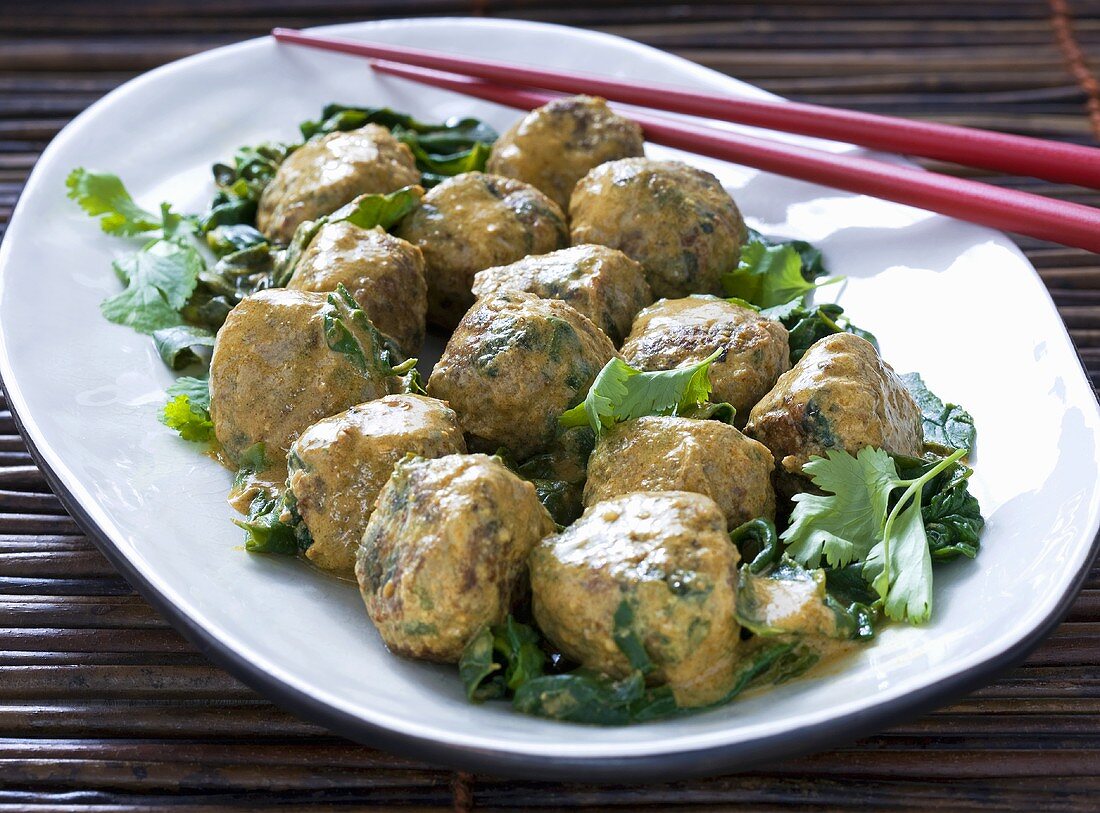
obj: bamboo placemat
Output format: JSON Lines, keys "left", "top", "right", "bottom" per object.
{"left": 1, "top": 1, "right": 1099, "bottom": 809}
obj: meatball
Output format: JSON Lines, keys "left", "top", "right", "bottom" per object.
{"left": 584, "top": 416, "right": 775, "bottom": 529}
{"left": 257, "top": 125, "right": 419, "bottom": 243}
{"left": 357, "top": 453, "right": 555, "bottom": 662}
{"left": 209, "top": 288, "right": 397, "bottom": 464}
{"left": 288, "top": 222, "right": 427, "bottom": 355}
{"left": 287, "top": 395, "right": 466, "bottom": 577}
{"left": 426, "top": 291, "right": 616, "bottom": 460}
{"left": 395, "top": 172, "right": 569, "bottom": 327}
{"left": 621, "top": 296, "right": 790, "bottom": 421}
{"left": 486, "top": 95, "right": 645, "bottom": 210}
{"left": 569, "top": 158, "right": 745, "bottom": 299}
{"left": 530, "top": 491, "right": 741, "bottom": 707}
{"left": 746, "top": 332, "right": 924, "bottom": 497}
{"left": 471, "top": 244, "right": 653, "bottom": 346}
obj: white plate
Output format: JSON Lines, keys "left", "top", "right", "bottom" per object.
{"left": 1, "top": 17, "right": 1098, "bottom": 781}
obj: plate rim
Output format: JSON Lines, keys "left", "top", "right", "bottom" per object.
{"left": 2, "top": 16, "right": 1099, "bottom": 782}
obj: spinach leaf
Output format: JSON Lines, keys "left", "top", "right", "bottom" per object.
{"left": 65, "top": 168, "right": 162, "bottom": 236}
{"left": 299, "top": 104, "right": 497, "bottom": 187}
{"left": 322, "top": 285, "right": 416, "bottom": 377}
{"left": 235, "top": 489, "right": 308, "bottom": 555}
{"left": 512, "top": 669, "right": 677, "bottom": 725}
{"left": 893, "top": 455, "right": 984, "bottom": 561}
{"left": 160, "top": 376, "right": 212, "bottom": 442}
{"left": 899, "top": 372, "right": 976, "bottom": 453}
{"left": 729, "top": 517, "right": 781, "bottom": 574}
{"left": 459, "top": 627, "right": 504, "bottom": 701}
{"left": 201, "top": 142, "right": 295, "bottom": 231}
{"left": 559, "top": 350, "right": 722, "bottom": 437}
{"left": 460, "top": 617, "right": 546, "bottom": 702}
{"left": 153, "top": 325, "right": 215, "bottom": 370}
{"left": 331, "top": 185, "right": 424, "bottom": 231}
{"left": 768, "top": 301, "right": 878, "bottom": 364}
{"left": 205, "top": 224, "right": 268, "bottom": 257}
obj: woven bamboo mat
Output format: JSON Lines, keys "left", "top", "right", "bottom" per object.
{"left": 2, "top": 1, "right": 1099, "bottom": 809}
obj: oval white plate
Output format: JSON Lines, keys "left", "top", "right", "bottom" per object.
{"left": 1, "top": 17, "right": 1099, "bottom": 781}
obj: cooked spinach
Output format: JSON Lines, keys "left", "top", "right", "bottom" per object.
{"left": 299, "top": 104, "right": 497, "bottom": 187}
{"left": 893, "top": 454, "right": 985, "bottom": 561}
{"left": 153, "top": 325, "right": 215, "bottom": 370}
{"left": 899, "top": 372, "right": 977, "bottom": 453}
{"left": 767, "top": 301, "right": 879, "bottom": 364}
{"left": 200, "top": 142, "right": 295, "bottom": 232}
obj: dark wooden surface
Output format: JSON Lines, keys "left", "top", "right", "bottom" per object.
{"left": 2, "top": 1, "right": 1100, "bottom": 809}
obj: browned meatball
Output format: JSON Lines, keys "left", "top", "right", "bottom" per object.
{"left": 471, "top": 244, "right": 653, "bottom": 346}
{"left": 487, "top": 95, "right": 645, "bottom": 210}
{"left": 530, "top": 490, "right": 742, "bottom": 707}
{"left": 357, "top": 453, "right": 555, "bottom": 662}
{"left": 621, "top": 296, "right": 790, "bottom": 422}
{"left": 208, "top": 289, "right": 399, "bottom": 464}
{"left": 288, "top": 222, "right": 427, "bottom": 355}
{"left": 287, "top": 395, "right": 466, "bottom": 577}
{"left": 394, "top": 172, "right": 569, "bottom": 327}
{"left": 257, "top": 125, "right": 419, "bottom": 243}
{"left": 426, "top": 291, "right": 616, "bottom": 460}
{"left": 569, "top": 158, "right": 745, "bottom": 299}
{"left": 584, "top": 416, "right": 776, "bottom": 529}
{"left": 746, "top": 332, "right": 924, "bottom": 497}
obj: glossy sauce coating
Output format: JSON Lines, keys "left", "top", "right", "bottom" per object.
{"left": 395, "top": 172, "right": 568, "bottom": 327}
{"left": 357, "top": 453, "right": 555, "bottom": 663}
{"left": 426, "top": 291, "right": 616, "bottom": 460}
{"left": 208, "top": 289, "right": 395, "bottom": 464}
{"left": 486, "top": 95, "right": 645, "bottom": 210}
{"left": 472, "top": 244, "right": 653, "bottom": 346}
{"left": 257, "top": 125, "right": 419, "bottom": 243}
{"left": 584, "top": 416, "right": 776, "bottom": 529}
{"left": 746, "top": 332, "right": 924, "bottom": 497}
{"left": 530, "top": 490, "right": 742, "bottom": 707}
{"left": 569, "top": 158, "right": 745, "bottom": 299}
{"left": 288, "top": 395, "right": 466, "bottom": 577}
{"left": 622, "top": 295, "right": 791, "bottom": 422}
{"left": 289, "top": 223, "right": 427, "bottom": 355}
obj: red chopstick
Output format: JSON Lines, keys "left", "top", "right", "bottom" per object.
{"left": 272, "top": 27, "right": 1100, "bottom": 190}
{"left": 365, "top": 58, "right": 1100, "bottom": 254}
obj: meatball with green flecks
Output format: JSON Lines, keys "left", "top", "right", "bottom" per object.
{"left": 530, "top": 490, "right": 742, "bottom": 707}
{"left": 621, "top": 295, "right": 790, "bottom": 422}
{"left": 257, "top": 125, "right": 420, "bottom": 243}
{"left": 208, "top": 288, "right": 400, "bottom": 464}
{"left": 426, "top": 291, "right": 616, "bottom": 460}
{"left": 394, "top": 172, "right": 569, "bottom": 328}
{"left": 745, "top": 332, "right": 924, "bottom": 498}
{"left": 358, "top": 453, "right": 556, "bottom": 663}
{"left": 288, "top": 222, "right": 427, "bottom": 355}
{"left": 569, "top": 158, "right": 746, "bottom": 299}
{"left": 471, "top": 244, "right": 653, "bottom": 346}
{"left": 584, "top": 416, "right": 776, "bottom": 529}
{"left": 287, "top": 395, "right": 466, "bottom": 578}
{"left": 486, "top": 95, "right": 645, "bottom": 211}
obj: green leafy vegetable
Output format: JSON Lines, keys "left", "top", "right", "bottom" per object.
{"left": 746, "top": 227, "right": 827, "bottom": 282}
{"left": 235, "top": 490, "right": 307, "bottom": 555}
{"left": 160, "top": 376, "right": 213, "bottom": 442}
{"left": 299, "top": 104, "right": 497, "bottom": 187}
{"left": 722, "top": 241, "right": 839, "bottom": 309}
{"left": 460, "top": 617, "right": 548, "bottom": 702}
{"left": 513, "top": 669, "right": 677, "bottom": 725}
{"left": 782, "top": 446, "right": 973, "bottom": 623}
{"left": 65, "top": 168, "right": 162, "bottom": 236}
{"left": 205, "top": 224, "right": 268, "bottom": 257}
{"left": 899, "top": 372, "right": 976, "bottom": 453}
{"left": 730, "top": 518, "right": 781, "bottom": 574}
{"left": 201, "top": 142, "right": 295, "bottom": 231}
{"left": 100, "top": 239, "right": 203, "bottom": 333}
{"left": 153, "top": 325, "right": 215, "bottom": 370}
{"left": 559, "top": 350, "right": 722, "bottom": 437}
{"left": 765, "top": 301, "right": 878, "bottom": 364}
{"left": 330, "top": 185, "right": 424, "bottom": 231}
{"left": 893, "top": 455, "right": 985, "bottom": 561}
{"left": 322, "top": 285, "right": 415, "bottom": 377}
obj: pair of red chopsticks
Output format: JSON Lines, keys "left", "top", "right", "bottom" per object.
{"left": 272, "top": 28, "right": 1100, "bottom": 254}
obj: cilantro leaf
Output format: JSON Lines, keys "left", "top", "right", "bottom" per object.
{"left": 160, "top": 378, "right": 212, "bottom": 442}
{"left": 783, "top": 447, "right": 899, "bottom": 568}
{"left": 100, "top": 239, "right": 202, "bottom": 333}
{"left": 559, "top": 350, "right": 723, "bottom": 437}
{"left": 65, "top": 168, "right": 161, "bottom": 236}
{"left": 899, "top": 372, "right": 976, "bottom": 452}
{"left": 722, "top": 242, "right": 838, "bottom": 308}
